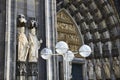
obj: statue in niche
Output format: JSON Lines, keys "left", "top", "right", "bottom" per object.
{"left": 95, "top": 59, "right": 102, "bottom": 79}
{"left": 103, "top": 58, "right": 110, "bottom": 79}
{"left": 87, "top": 60, "right": 94, "bottom": 80}
{"left": 28, "top": 20, "right": 42, "bottom": 62}
{"left": 17, "top": 14, "right": 29, "bottom": 62}
{"left": 113, "top": 57, "right": 120, "bottom": 78}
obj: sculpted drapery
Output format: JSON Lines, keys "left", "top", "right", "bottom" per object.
{"left": 17, "top": 15, "right": 42, "bottom": 80}
{"left": 103, "top": 58, "right": 111, "bottom": 79}
{"left": 113, "top": 57, "right": 120, "bottom": 78}
{"left": 87, "top": 60, "right": 94, "bottom": 79}
{"left": 18, "top": 27, "right": 29, "bottom": 62}
{"left": 17, "top": 16, "right": 42, "bottom": 62}
{"left": 28, "top": 27, "right": 42, "bottom": 62}
{"left": 95, "top": 59, "right": 102, "bottom": 79}
{"left": 17, "top": 14, "right": 29, "bottom": 62}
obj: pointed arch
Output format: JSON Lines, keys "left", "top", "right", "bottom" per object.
{"left": 57, "top": 9, "right": 83, "bottom": 57}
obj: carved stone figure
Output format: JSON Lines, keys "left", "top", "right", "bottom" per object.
{"left": 18, "top": 27, "right": 29, "bottom": 62}
{"left": 103, "top": 58, "right": 110, "bottom": 79}
{"left": 28, "top": 20, "right": 42, "bottom": 62}
{"left": 17, "top": 14, "right": 29, "bottom": 62}
{"left": 113, "top": 57, "right": 120, "bottom": 78}
{"left": 17, "top": 14, "right": 27, "bottom": 27}
{"left": 87, "top": 60, "right": 94, "bottom": 80}
{"left": 95, "top": 59, "right": 102, "bottom": 79}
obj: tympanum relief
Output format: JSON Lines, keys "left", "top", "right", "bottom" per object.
{"left": 57, "top": 9, "right": 81, "bottom": 56}
{"left": 57, "top": 9, "right": 82, "bottom": 80}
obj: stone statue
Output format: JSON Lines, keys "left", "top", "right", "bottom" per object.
{"left": 87, "top": 60, "right": 94, "bottom": 80}
{"left": 103, "top": 58, "right": 110, "bottom": 79}
{"left": 28, "top": 20, "right": 42, "bottom": 62}
{"left": 113, "top": 57, "right": 120, "bottom": 78}
{"left": 95, "top": 59, "right": 102, "bottom": 79}
{"left": 17, "top": 14, "right": 29, "bottom": 62}
{"left": 17, "top": 14, "right": 27, "bottom": 27}
{"left": 18, "top": 27, "right": 29, "bottom": 62}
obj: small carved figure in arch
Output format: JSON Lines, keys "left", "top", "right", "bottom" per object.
{"left": 103, "top": 58, "right": 111, "bottom": 79}
{"left": 87, "top": 60, "right": 94, "bottom": 80}
{"left": 95, "top": 59, "right": 102, "bottom": 79}
{"left": 113, "top": 57, "right": 120, "bottom": 78}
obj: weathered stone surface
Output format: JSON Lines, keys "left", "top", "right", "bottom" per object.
{"left": 0, "top": 0, "right": 6, "bottom": 80}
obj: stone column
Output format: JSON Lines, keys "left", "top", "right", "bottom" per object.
{"left": 45, "top": 0, "right": 58, "bottom": 80}
{"left": 0, "top": 0, "right": 6, "bottom": 80}
{"left": 4, "top": 0, "right": 17, "bottom": 80}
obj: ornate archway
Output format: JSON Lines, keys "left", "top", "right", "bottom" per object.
{"left": 57, "top": 0, "right": 120, "bottom": 80}
{"left": 57, "top": 9, "right": 84, "bottom": 80}
{"left": 57, "top": 9, "right": 83, "bottom": 57}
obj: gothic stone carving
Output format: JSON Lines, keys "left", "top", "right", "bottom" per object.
{"left": 28, "top": 20, "right": 42, "bottom": 62}
{"left": 113, "top": 57, "right": 120, "bottom": 78}
{"left": 103, "top": 58, "right": 111, "bottom": 79}
{"left": 87, "top": 60, "right": 94, "bottom": 79}
{"left": 95, "top": 59, "right": 102, "bottom": 79}
{"left": 17, "top": 14, "right": 29, "bottom": 62}
{"left": 57, "top": 9, "right": 80, "bottom": 53}
{"left": 17, "top": 14, "right": 27, "bottom": 27}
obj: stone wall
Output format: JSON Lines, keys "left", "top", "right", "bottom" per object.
{"left": 0, "top": 0, "right": 6, "bottom": 79}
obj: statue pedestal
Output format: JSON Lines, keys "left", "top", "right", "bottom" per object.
{"left": 28, "top": 62, "right": 38, "bottom": 80}
{"left": 16, "top": 61, "right": 27, "bottom": 80}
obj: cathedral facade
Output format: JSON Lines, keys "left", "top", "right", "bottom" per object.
{"left": 0, "top": 0, "right": 120, "bottom": 80}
